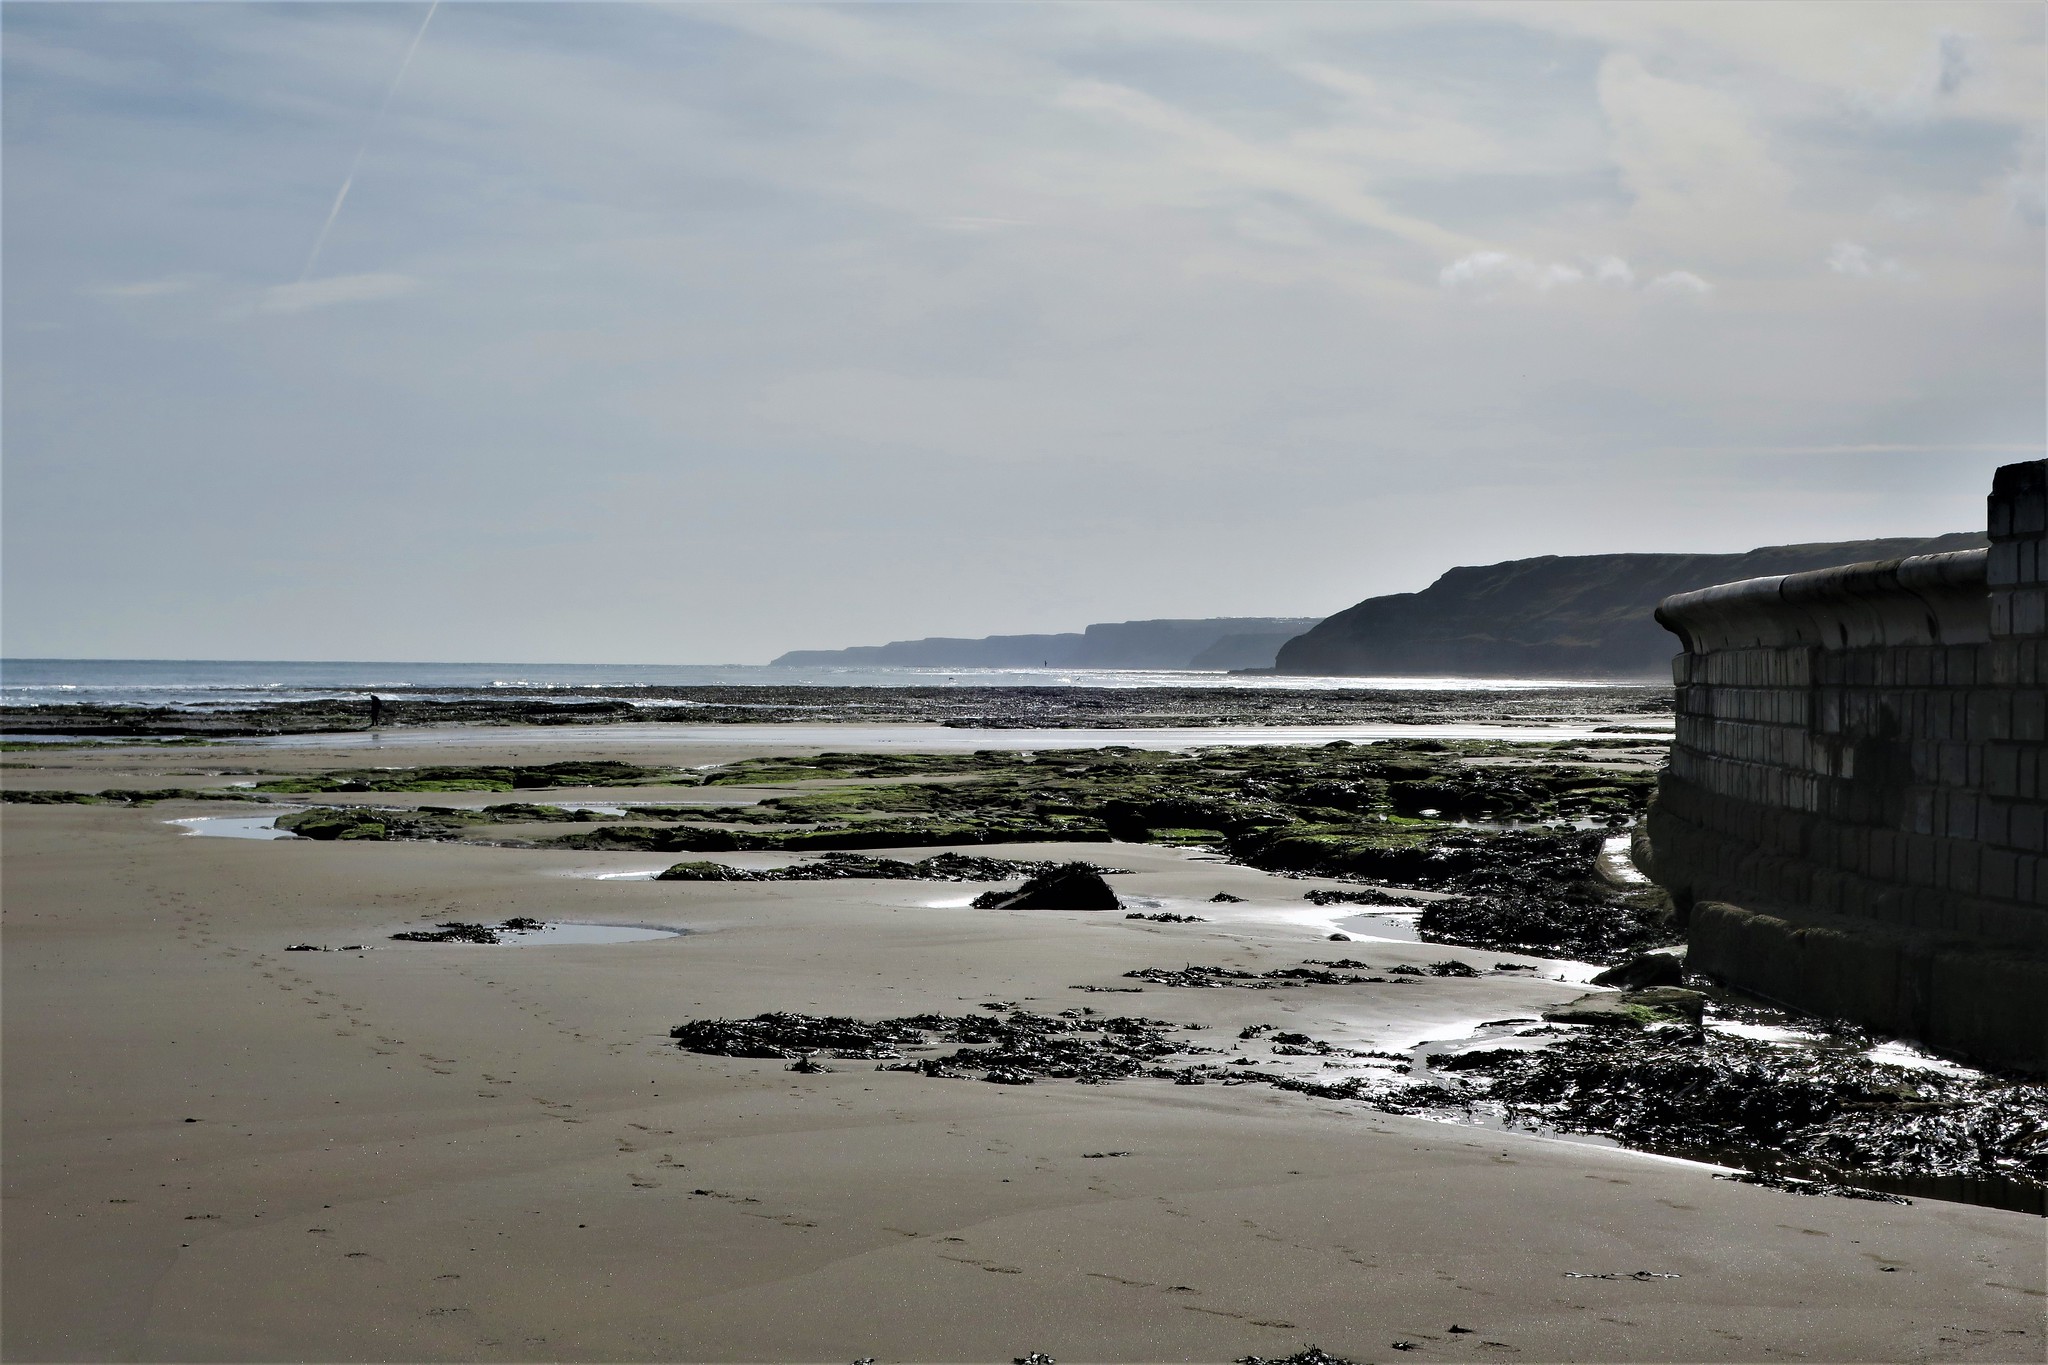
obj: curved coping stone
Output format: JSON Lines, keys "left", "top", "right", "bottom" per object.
{"left": 1654, "top": 548, "right": 1988, "bottom": 654}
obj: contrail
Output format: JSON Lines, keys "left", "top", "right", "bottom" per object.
{"left": 297, "top": 0, "right": 439, "bottom": 282}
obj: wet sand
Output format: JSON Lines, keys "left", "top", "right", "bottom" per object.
{"left": 3, "top": 735, "right": 2041, "bottom": 1362}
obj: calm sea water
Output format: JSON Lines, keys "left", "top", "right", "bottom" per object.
{"left": 0, "top": 659, "right": 1656, "bottom": 710}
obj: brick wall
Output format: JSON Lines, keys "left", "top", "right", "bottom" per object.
{"left": 1645, "top": 460, "right": 2047, "bottom": 1073}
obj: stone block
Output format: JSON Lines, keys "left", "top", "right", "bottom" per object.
{"left": 1982, "top": 847, "right": 2019, "bottom": 901}
{"left": 2008, "top": 801, "right": 2046, "bottom": 855}
{"left": 1990, "top": 540, "right": 2022, "bottom": 587}
{"left": 1929, "top": 947, "right": 2048, "bottom": 1075}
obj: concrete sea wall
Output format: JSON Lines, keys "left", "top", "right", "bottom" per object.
{"left": 1644, "top": 460, "right": 2048, "bottom": 1073}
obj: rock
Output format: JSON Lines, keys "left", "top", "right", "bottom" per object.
{"left": 1591, "top": 951, "right": 1684, "bottom": 990}
{"left": 971, "top": 863, "right": 1122, "bottom": 911}
{"left": 656, "top": 860, "right": 759, "bottom": 881}
{"left": 1543, "top": 988, "right": 1705, "bottom": 1029}
{"left": 279, "top": 809, "right": 391, "bottom": 841}
{"left": 1209, "top": 892, "right": 1246, "bottom": 903}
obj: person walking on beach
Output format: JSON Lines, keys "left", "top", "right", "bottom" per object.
{"left": 368, "top": 694, "right": 384, "bottom": 729}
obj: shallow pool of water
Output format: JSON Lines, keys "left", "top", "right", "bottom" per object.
{"left": 1334, "top": 909, "right": 1423, "bottom": 942}
{"left": 1600, "top": 833, "right": 1650, "bottom": 884}
{"left": 168, "top": 812, "right": 302, "bottom": 840}
{"left": 499, "top": 922, "right": 683, "bottom": 945}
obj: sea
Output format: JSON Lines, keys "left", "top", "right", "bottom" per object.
{"left": 0, "top": 659, "right": 1657, "bottom": 712}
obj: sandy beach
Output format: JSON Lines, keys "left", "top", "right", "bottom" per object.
{"left": 4, "top": 732, "right": 2042, "bottom": 1363}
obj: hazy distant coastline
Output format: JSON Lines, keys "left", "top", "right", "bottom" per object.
{"left": 772, "top": 617, "right": 1319, "bottom": 672}
{"left": 771, "top": 532, "right": 1990, "bottom": 684}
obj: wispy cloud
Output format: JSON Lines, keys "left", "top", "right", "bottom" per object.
{"left": 1645, "top": 270, "right": 1713, "bottom": 300}
{"left": 259, "top": 272, "right": 419, "bottom": 314}
{"left": 1439, "top": 252, "right": 1705, "bottom": 300}
{"left": 1439, "top": 251, "right": 1583, "bottom": 293}
{"left": 87, "top": 276, "right": 198, "bottom": 300}
{"left": 1826, "top": 242, "right": 1913, "bottom": 281}
{"left": 3, "top": 1, "right": 2039, "bottom": 662}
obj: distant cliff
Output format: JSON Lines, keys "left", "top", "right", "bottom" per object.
{"left": 773, "top": 617, "right": 1321, "bottom": 671}
{"left": 1274, "top": 534, "right": 1988, "bottom": 679}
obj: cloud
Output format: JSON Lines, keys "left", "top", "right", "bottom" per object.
{"left": 1590, "top": 255, "right": 1634, "bottom": 287}
{"left": 1825, "top": 241, "right": 1912, "bottom": 280}
{"left": 1440, "top": 251, "right": 1708, "bottom": 300}
{"left": 940, "top": 216, "right": 1028, "bottom": 231}
{"left": 1933, "top": 30, "right": 1973, "bottom": 97}
{"left": 1438, "top": 251, "right": 1582, "bottom": 293}
{"left": 88, "top": 277, "right": 198, "bottom": 299}
{"left": 2, "top": 2, "right": 2038, "bottom": 663}
{"left": 2008, "top": 172, "right": 2047, "bottom": 228}
{"left": 258, "top": 273, "right": 419, "bottom": 314}
{"left": 1644, "top": 270, "right": 1712, "bottom": 299}
{"left": 1597, "top": 53, "right": 1797, "bottom": 266}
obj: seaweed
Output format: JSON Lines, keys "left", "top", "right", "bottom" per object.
{"left": 1450, "top": 1030, "right": 2048, "bottom": 1194}
{"left": 0, "top": 788, "right": 261, "bottom": 806}
{"left": 255, "top": 760, "right": 685, "bottom": 794}
{"left": 654, "top": 852, "right": 1095, "bottom": 883}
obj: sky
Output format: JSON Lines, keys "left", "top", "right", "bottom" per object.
{"left": 4, "top": 0, "right": 2042, "bottom": 664}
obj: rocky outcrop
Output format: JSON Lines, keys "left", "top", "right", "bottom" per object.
{"left": 1274, "top": 534, "right": 1984, "bottom": 679}
{"left": 970, "top": 863, "right": 1123, "bottom": 910}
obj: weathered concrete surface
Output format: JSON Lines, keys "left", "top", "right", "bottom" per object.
{"left": 1647, "top": 460, "right": 2048, "bottom": 1074}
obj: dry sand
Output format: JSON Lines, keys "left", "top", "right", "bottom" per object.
{"left": 4, "top": 735, "right": 2042, "bottom": 1362}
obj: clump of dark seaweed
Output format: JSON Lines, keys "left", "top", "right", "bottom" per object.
{"left": 1126, "top": 911, "right": 1206, "bottom": 923}
{"left": 1237, "top": 1347, "right": 1357, "bottom": 1365}
{"left": 1419, "top": 889, "right": 1666, "bottom": 964}
{"left": 914, "top": 1011, "right": 1185, "bottom": 1083}
{"left": 3, "top": 787, "right": 264, "bottom": 806}
{"left": 391, "top": 921, "right": 509, "bottom": 944}
{"left": 667, "top": 995, "right": 2046, "bottom": 1209}
{"left": 389, "top": 917, "right": 549, "bottom": 944}
{"left": 1121, "top": 963, "right": 1395, "bottom": 988}
{"left": 672, "top": 1009, "right": 1188, "bottom": 1082}
{"left": 1451, "top": 1029, "right": 2048, "bottom": 1194}
{"left": 656, "top": 852, "right": 1099, "bottom": 883}
{"left": 1304, "top": 887, "right": 1427, "bottom": 907}
{"left": 669, "top": 1013, "right": 927, "bottom": 1060}
{"left": 1400, "top": 830, "right": 1672, "bottom": 963}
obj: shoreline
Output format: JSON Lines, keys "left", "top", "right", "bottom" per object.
{"left": 4, "top": 723, "right": 2039, "bottom": 1362}
{"left": 0, "top": 681, "right": 1674, "bottom": 739}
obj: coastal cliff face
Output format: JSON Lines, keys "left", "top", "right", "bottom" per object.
{"left": 1645, "top": 462, "right": 2047, "bottom": 1074}
{"left": 1275, "top": 535, "right": 1986, "bottom": 679}
{"left": 772, "top": 617, "right": 1320, "bottom": 671}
